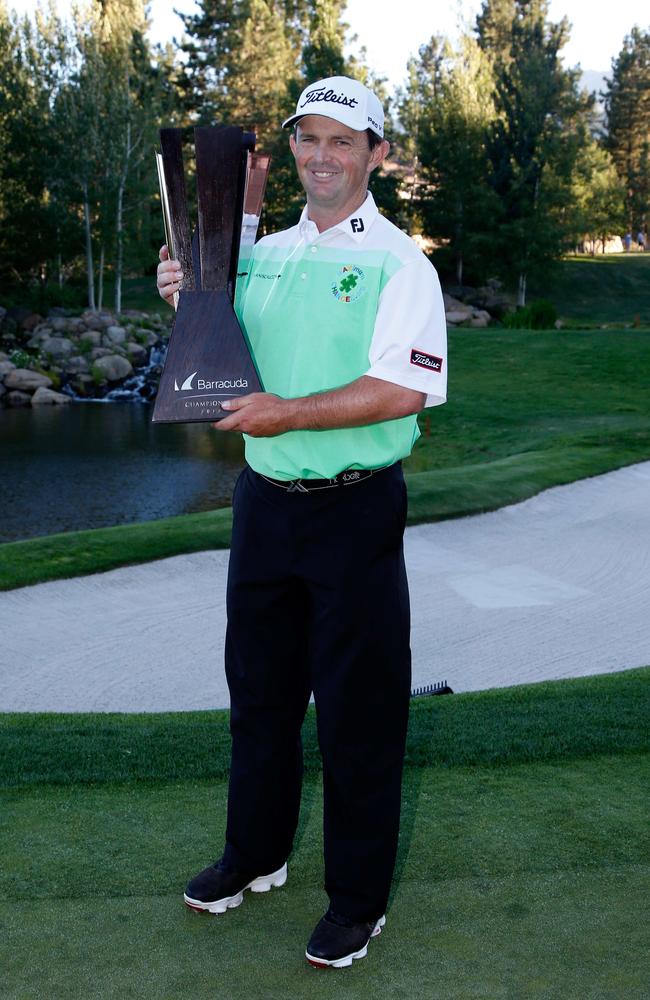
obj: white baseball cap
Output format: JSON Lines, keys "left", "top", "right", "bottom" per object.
{"left": 282, "top": 76, "right": 384, "bottom": 138}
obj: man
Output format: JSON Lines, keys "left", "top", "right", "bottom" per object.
{"left": 157, "top": 75, "right": 447, "bottom": 969}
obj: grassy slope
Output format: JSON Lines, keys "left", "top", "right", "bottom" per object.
{"left": 2, "top": 668, "right": 649, "bottom": 788}
{"left": 2, "top": 326, "right": 650, "bottom": 589}
{"left": 530, "top": 252, "right": 650, "bottom": 325}
{"left": 1, "top": 670, "right": 649, "bottom": 999}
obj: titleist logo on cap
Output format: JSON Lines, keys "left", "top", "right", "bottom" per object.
{"left": 299, "top": 87, "right": 359, "bottom": 110}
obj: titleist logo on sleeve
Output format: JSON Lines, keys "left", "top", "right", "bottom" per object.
{"left": 299, "top": 87, "right": 359, "bottom": 110}
{"left": 410, "top": 349, "right": 443, "bottom": 372}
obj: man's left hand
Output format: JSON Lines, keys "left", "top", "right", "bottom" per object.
{"left": 213, "top": 393, "right": 294, "bottom": 437}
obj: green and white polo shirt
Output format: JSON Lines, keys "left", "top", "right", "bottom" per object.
{"left": 236, "top": 192, "right": 447, "bottom": 481}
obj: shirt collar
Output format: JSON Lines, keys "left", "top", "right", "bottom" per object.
{"left": 298, "top": 192, "right": 378, "bottom": 244}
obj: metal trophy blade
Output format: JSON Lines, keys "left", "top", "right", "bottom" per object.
{"left": 152, "top": 126, "right": 269, "bottom": 424}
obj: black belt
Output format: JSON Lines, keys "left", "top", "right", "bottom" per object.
{"left": 258, "top": 466, "right": 388, "bottom": 493}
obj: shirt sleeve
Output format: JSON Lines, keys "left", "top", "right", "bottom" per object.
{"left": 365, "top": 256, "right": 447, "bottom": 407}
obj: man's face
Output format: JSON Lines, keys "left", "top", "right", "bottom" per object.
{"left": 289, "top": 115, "right": 387, "bottom": 218}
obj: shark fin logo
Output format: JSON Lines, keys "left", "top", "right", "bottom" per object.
{"left": 174, "top": 371, "right": 198, "bottom": 391}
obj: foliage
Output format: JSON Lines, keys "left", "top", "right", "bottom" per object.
{"left": 0, "top": 0, "right": 174, "bottom": 310}
{"left": 8, "top": 347, "right": 32, "bottom": 367}
{"left": 477, "top": 0, "right": 594, "bottom": 304}
{"left": 568, "top": 140, "right": 626, "bottom": 251}
{"left": 603, "top": 26, "right": 650, "bottom": 233}
{"left": 0, "top": 0, "right": 645, "bottom": 304}
{"left": 502, "top": 298, "right": 556, "bottom": 328}
{"left": 414, "top": 35, "right": 499, "bottom": 286}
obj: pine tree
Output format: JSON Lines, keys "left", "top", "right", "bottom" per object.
{"left": 0, "top": 2, "right": 60, "bottom": 296}
{"left": 603, "top": 27, "right": 650, "bottom": 234}
{"left": 477, "top": 0, "right": 592, "bottom": 304}
{"left": 569, "top": 141, "right": 625, "bottom": 253}
{"left": 414, "top": 35, "right": 497, "bottom": 286}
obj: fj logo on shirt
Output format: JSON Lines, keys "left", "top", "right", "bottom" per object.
{"left": 350, "top": 218, "right": 365, "bottom": 234}
{"left": 410, "top": 349, "right": 443, "bottom": 373}
{"left": 331, "top": 264, "right": 366, "bottom": 303}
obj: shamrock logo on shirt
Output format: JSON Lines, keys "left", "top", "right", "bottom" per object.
{"left": 332, "top": 264, "right": 366, "bottom": 303}
{"left": 339, "top": 274, "right": 358, "bottom": 294}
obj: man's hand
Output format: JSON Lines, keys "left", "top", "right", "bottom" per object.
{"left": 212, "top": 377, "right": 425, "bottom": 437}
{"left": 213, "top": 393, "right": 295, "bottom": 437}
{"left": 156, "top": 245, "right": 183, "bottom": 308}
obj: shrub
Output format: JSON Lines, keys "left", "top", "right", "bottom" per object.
{"left": 503, "top": 299, "right": 557, "bottom": 330}
{"left": 9, "top": 348, "right": 32, "bottom": 368}
{"left": 90, "top": 364, "right": 106, "bottom": 386}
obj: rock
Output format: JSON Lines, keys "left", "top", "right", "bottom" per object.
{"left": 130, "top": 329, "right": 159, "bottom": 348}
{"left": 7, "top": 390, "right": 32, "bottom": 407}
{"left": 93, "top": 354, "right": 133, "bottom": 381}
{"left": 20, "top": 312, "right": 44, "bottom": 331}
{"left": 446, "top": 309, "right": 473, "bottom": 324}
{"left": 104, "top": 325, "right": 127, "bottom": 346}
{"left": 0, "top": 359, "right": 17, "bottom": 379}
{"left": 81, "top": 310, "right": 115, "bottom": 330}
{"left": 0, "top": 383, "right": 5, "bottom": 400}
{"left": 554, "top": 319, "right": 564, "bottom": 330}
{"left": 90, "top": 347, "right": 114, "bottom": 360}
{"left": 469, "top": 315, "right": 489, "bottom": 328}
{"left": 63, "top": 356, "right": 90, "bottom": 375}
{"left": 31, "top": 386, "right": 72, "bottom": 405}
{"left": 66, "top": 317, "right": 86, "bottom": 334}
{"left": 49, "top": 316, "right": 68, "bottom": 333}
{"left": 4, "top": 368, "right": 52, "bottom": 391}
{"left": 41, "top": 336, "right": 74, "bottom": 359}
{"left": 27, "top": 326, "right": 53, "bottom": 348}
{"left": 443, "top": 293, "right": 468, "bottom": 312}
{"left": 81, "top": 330, "right": 102, "bottom": 347}
{"left": 125, "top": 341, "right": 147, "bottom": 364}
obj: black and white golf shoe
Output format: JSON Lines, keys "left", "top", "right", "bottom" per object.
{"left": 305, "top": 909, "right": 386, "bottom": 968}
{"left": 183, "top": 859, "right": 287, "bottom": 914}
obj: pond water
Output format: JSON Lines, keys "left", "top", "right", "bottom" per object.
{"left": 0, "top": 403, "right": 245, "bottom": 542}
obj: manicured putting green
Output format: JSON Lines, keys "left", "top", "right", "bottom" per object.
{"left": 1, "top": 755, "right": 648, "bottom": 999}
{"left": 1, "top": 670, "right": 649, "bottom": 998}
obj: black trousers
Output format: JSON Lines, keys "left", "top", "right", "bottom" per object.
{"left": 222, "top": 462, "right": 411, "bottom": 922}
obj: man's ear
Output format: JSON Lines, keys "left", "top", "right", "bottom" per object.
{"left": 368, "top": 139, "right": 390, "bottom": 175}
{"left": 289, "top": 133, "right": 297, "bottom": 158}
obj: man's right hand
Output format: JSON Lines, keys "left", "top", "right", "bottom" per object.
{"left": 156, "top": 245, "right": 183, "bottom": 308}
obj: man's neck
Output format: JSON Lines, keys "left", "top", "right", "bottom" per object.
{"left": 306, "top": 191, "right": 368, "bottom": 233}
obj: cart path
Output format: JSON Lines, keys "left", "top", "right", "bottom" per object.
{"left": 2, "top": 461, "right": 649, "bottom": 711}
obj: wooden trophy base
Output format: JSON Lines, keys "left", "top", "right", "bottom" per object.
{"left": 151, "top": 289, "right": 262, "bottom": 424}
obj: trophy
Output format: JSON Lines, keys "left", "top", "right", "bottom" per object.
{"left": 152, "top": 126, "right": 271, "bottom": 423}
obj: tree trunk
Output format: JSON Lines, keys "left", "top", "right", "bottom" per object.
{"left": 83, "top": 182, "right": 96, "bottom": 311}
{"left": 456, "top": 253, "right": 463, "bottom": 287}
{"left": 115, "top": 179, "right": 125, "bottom": 316}
{"left": 517, "top": 272, "right": 527, "bottom": 308}
{"left": 98, "top": 244, "right": 105, "bottom": 311}
{"left": 115, "top": 120, "right": 131, "bottom": 316}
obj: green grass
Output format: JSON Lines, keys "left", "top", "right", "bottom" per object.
{"left": 2, "top": 668, "right": 649, "bottom": 789}
{"left": 2, "top": 327, "right": 650, "bottom": 590}
{"left": 530, "top": 252, "right": 650, "bottom": 325}
{"left": 1, "top": 670, "right": 649, "bottom": 998}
